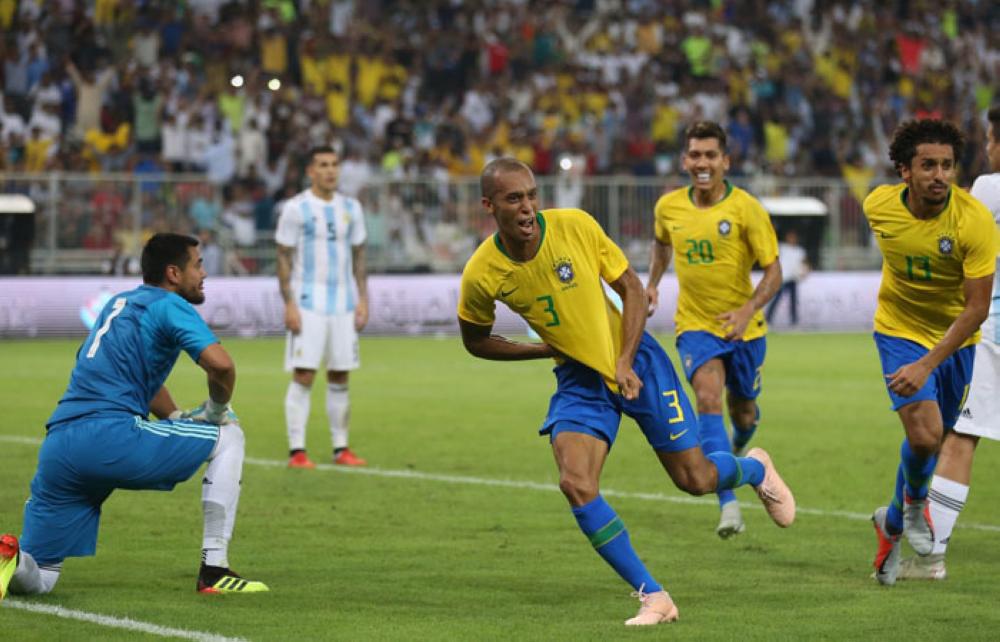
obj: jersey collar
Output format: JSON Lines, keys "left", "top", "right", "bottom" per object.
{"left": 687, "top": 179, "right": 733, "bottom": 208}
{"left": 493, "top": 211, "right": 547, "bottom": 262}
{"left": 900, "top": 185, "right": 952, "bottom": 219}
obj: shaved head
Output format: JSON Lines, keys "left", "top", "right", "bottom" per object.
{"left": 481, "top": 157, "right": 533, "bottom": 199}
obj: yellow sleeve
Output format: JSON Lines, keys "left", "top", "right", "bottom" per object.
{"left": 745, "top": 199, "right": 779, "bottom": 267}
{"left": 653, "top": 197, "right": 671, "bottom": 244}
{"left": 597, "top": 222, "right": 630, "bottom": 284}
{"left": 962, "top": 209, "right": 1000, "bottom": 279}
{"left": 457, "top": 270, "right": 496, "bottom": 326}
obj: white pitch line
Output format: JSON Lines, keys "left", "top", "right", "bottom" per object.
{"left": 3, "top": 434, "right": 1000, "bottom": 533}
{"left": 2, "top": 600, "right": 248, "bottom": 642}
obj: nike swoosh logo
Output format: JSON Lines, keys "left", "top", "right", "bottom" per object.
{"left": 669, "top": 429, "right": 689, "bottom": 441}
{"left": 500, "top": 287, "right": 519, "bottom": 298}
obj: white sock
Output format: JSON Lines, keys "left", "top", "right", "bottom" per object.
{"left": 285, "top": 381, "right": 311, "bottom": 451}
{"left": 327, "top": 383, "right": 350, "bottom": 450}
{"left": 10, "top": 551, "right": 61, "bottom": 595}
{"left": 928, "top": 474, "right": 969, "bottom": 555}
{"left": 202, "top": 423, "right": 245, "bottom": 568}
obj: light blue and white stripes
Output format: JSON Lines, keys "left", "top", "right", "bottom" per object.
{"left": 283, "top": 192, "right": 364, "bottom": 315}
{"left": 135, "top": 417, "right": 219, "bottom": 442}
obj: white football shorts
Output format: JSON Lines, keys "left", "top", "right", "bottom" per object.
{"left": 953, "top": 339, "right": 1000, "bottom": 441}
{"left": 285, "top": 309, "right": 360, "bottom": 372}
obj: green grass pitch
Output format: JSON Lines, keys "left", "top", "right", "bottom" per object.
{"left": 2, "top": 333, "right": 1000, "bottom": 640}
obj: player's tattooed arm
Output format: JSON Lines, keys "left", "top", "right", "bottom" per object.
{"left": 352, "top": 244, "right": 369, "bottom": 331}
{"left": 459, "top": 319, "right": 558, "bottom": 361}
{"left": 277, "top": 244, "right": 301, "bottom": 333}
{"left": 276, "top": 244, "right": 295, "bottom": 304}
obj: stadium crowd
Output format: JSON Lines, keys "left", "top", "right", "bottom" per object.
{"left": 0, "top": 0, "right": 997, "bottom": 263}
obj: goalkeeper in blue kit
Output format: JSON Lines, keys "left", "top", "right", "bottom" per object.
{"left": 1, "top": 233, "right": 268, "bottom": 599}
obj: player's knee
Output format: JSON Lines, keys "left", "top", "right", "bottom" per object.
{"left": 293, "top": 369, "right": 316, "bottom": 387}
{"left": 731, "top": 408, "right": 756, "bottom": 429}
{"left": 695, "top": 392, "right": 723, "bottom": 415}
{"left": 558, "top": 473, "right": 599, "bottom": 505}
{"left": 216, "top": 422, "right": 245, "bottom": 456}
{"left": 672, "top": 466, "right": 715, "bottom": 496}
{"left": 909, "top": 433, "right": 940, "bottom": 457}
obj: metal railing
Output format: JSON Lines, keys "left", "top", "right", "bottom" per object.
{"left": 0, "top": 172, "right": 890, "bottom": 275}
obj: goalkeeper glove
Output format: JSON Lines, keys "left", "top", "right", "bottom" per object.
{"left": 174, "top": 400, "right": 239, "bottom": 425}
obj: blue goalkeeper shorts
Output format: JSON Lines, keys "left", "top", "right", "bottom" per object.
{"left": 20, "top": 414, "right": 218, "bottom": 564}
{"left": 540, "top": 333, "right": 700, "bottom": 453}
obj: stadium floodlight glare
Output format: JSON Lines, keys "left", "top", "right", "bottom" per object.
{"left": 559, "top": 156, "right": 573, "bottom": 171}
{"left": 230, "top": 74, "right": 244, "bottom": 88}
{"left": 268, "top": 78, "right": 281, "bottom": 91}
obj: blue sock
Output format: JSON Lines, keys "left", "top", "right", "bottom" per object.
{"left": 571, "top": 495, "right": 661, "bottom": 593}
{"left": 888, "top": 438, "right": 938, "bottom": 533}
{"left": 708, "top": 451, "right": 765, "bottom": 489}
{"left": 699, "top": 414, "right": 736, "bottom": 507}
{"left": 900, "top": 438, "right": 936, "bottom": 500}
{"left": 732, "top": 405, "right": 759, "bottom": 452}
{"left": 886, "top": 465, "right": 905, "bottom": 535}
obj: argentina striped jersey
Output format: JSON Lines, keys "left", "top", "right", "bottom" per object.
{"left": 275, "top": 189, "right": 367, "bottom": 315}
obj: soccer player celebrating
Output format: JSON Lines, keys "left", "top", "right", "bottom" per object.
{"left": 898, "top": 107, "right": 1000, "bottom": 580}
{"left": 1, "top": 233, "right": 267, "bottom": 600}
{"left": 276, "top": 146, "right": 369, "bottom": 469}
{"left": 863, "top": 119, "right": 998, "bottom": 586}
{"left": 458, "top": 158, "right": 795, "bottom": 626}
{"left": 646, "top": 121, "right": 782, "bottom": 538}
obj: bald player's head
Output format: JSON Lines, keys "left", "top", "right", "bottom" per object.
{"left": 480, "top": 158, "right": 534, "bottom": 200}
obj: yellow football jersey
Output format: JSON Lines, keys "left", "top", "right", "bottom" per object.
{"left": 864, "top": 183, "right": 998, "bottom": 349}
{"left": 653, "top": 181, "right": 779, "bottom": 339}
{"left": 458, "top": 209, "right": 630, "bottom": 389}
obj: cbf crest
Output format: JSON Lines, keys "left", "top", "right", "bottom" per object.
{"left": 718, "top": 219, "right": 732, "bottom": 237}
{"left": 938, "top": 235, "right": 955, "bottom": 256}
{"left": 553, "top": 256, "right": 575, "bottom": 284}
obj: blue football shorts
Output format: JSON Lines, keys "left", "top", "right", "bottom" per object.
{"left": 676, "top": 330, "right": 766, "bottom": 399}
{"left": 20, "top": 415, "right": 218, "bottom": 564}
{"left": 873, "top": 332, "right": 974, "bottom": 428}
{"left": 540, "top": 333, "right": 700, "bottom": 453}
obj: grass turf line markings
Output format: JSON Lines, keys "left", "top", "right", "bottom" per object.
{"left": 2, "top": 434, "right": 997, "bottom": 533}
{"left": 2, "top": 600, "right": 248, "bottom": 642}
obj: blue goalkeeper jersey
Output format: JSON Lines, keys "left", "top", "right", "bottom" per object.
{"left": 47, "top": 285, "right": 218, "bottom": 428}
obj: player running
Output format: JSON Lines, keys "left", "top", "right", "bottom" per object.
{"left": 458, "top": 157, "right": 794, "bottom": 626}
{"left": 863, "top": 119, "right": 998, "bottom": 586}
{"left": 646, "top": 121, "right": 782, "bottom": 538}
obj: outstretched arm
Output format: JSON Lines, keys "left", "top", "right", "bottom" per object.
{"left": 717, "top": 259, "right": 782, "bottom": 340}
{"left": 607, "top": 265, "right": 647, "bottom": 400}
{"left": 459, "top": 318, "right": 558, "bottom": 361}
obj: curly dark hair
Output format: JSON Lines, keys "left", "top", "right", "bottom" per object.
{"left": 888, "top": 119, "right": 965, "bottom": 176}
{"left": 685, "top": 120, "right": 728, "bottom": 153}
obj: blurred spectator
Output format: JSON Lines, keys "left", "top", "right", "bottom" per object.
{"left": 0, "top": 0, "right": 996, "bottom": 276}
{"left": 198, "top": 227, "right": 224, "bottom": 276}
{"left": 66, "top": 60, "right": 115, "bottom": 141}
